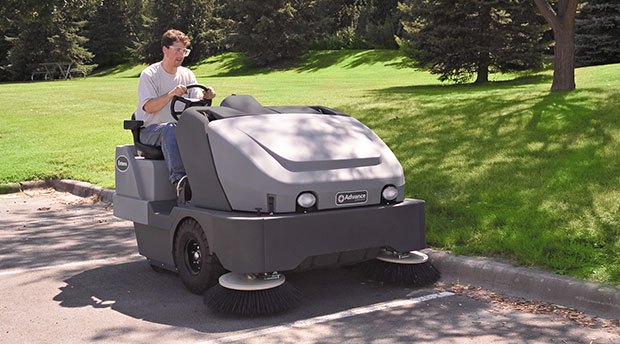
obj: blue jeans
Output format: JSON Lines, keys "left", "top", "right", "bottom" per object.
{"left": 140, "top": 123, "right": 186, "bottom": 184}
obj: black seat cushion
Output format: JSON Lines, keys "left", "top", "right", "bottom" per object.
{"left": 124, "top": 114, "right": 164, "bottom": 160}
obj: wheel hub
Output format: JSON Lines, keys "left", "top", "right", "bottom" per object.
{"left": 185, "top": 240, "right": 202, "bottom": 275}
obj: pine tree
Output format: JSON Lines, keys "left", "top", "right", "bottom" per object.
{"left": 364, "top": 0, "right": 401, "bottom": 49}
{"left": 575, "top": 0, "right": 620, "bottom": 67}
{"left": 86, "top": 0, "right": 133, "bottom": 68}
{"left": 0, "top": 1, "right": 18, "bottom": 80}
{"left": 138, "top": 0, "right": 217, "bottom": 65}
{"left": 5, "top": 0, "right": 95, "bottom": 81}
{"left": 224, "top": 0, "right": 322, "bottom": 66}
{"left": 398, "top": 0, "right": 546, "bottom": 83}
{"left": 313, "top": 0, "right": 400, "bottom": 49}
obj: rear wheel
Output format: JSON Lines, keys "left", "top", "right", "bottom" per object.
{"left": 174, "top": 218, "right": 224, "bottom": 294}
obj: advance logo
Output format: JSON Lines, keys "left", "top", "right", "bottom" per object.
{"left": 335, "top": 190, "right": 368, "bottom": 206}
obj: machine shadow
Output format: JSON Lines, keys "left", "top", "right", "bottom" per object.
{"left": 52, "top": 261, "right": 599, "bottom": 342}
{"left": 53, "top": 260, "right": 438, "bottom": 333}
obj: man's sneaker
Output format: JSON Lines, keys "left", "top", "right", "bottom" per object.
{"left": 175, "top": 175, "right": 190, "bottom": 205}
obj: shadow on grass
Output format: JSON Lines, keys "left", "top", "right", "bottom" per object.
{"left": 382, "top": 74, "right": 553, "bottom": 96}
{"left": 343, "top": 49, "right": 413, "bottom": 70}
{"left": 204, "top": 50, "right": 413, "bottom": 77}
{"left": 294, "top": 50, "right": 410, "bottom": 73}
{"left": 346, "top": 82, "right": 620, "bottom": 283}
{"left": 199, "top": 53, "right": 273, "bottom": 77}
{"left": 90, "top": 63, "right": 142, "bottom": 78}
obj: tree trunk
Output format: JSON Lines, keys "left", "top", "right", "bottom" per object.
{"left": 551, "top": 24, "right": 576, "bottom": 91}
{"left": 475, "top": 4, "right": 491, "bottom": 84}
{"left": 475, "top": 63, "right": 489, "bottom": 83}
{"left": 533, "top": 0, "right": 578, "bottom": 91}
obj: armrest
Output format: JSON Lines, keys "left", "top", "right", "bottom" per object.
{"left": 124, "top": 120, "right": 144, "bottom": 130}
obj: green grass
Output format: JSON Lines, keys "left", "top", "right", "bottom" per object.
{"left": 1, "top": 50, "right": 619, "bottom": 285}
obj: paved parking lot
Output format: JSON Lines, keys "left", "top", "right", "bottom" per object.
{"left": 1, "top": 189, "right": 618, "bottom": 343}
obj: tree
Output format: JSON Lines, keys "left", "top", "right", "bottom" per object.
{"left": 533, "top": 0, "right": 579, "bottom": 91}
{"left": 575, "top": 0, "right": 620, "bottom": 67}
{"left": 312, "top": 0, "right": 401, "bottom": 50}
{"left": 223, "top": 0, "right": 322, "bottom": 66}
{"left": 363, "top": 0, "right": 401, "bottom": 49}
{"left": 4, "top": 0, "right": 95, "bottom": 81}
{"left": 138, "top": 0, "right": 217, "bottom": 65}
{"left": 86, "top": 0, "right": 133, "bottom": 68}
{"left": 398, "top": 0, "right": 546, "bottom": 84}
{"left": 0, "top": 1, "right": 18, "bottom": 80}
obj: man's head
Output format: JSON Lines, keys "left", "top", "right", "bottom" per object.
{"left": 161, "top": 29, "right": 191, "bottom": 68}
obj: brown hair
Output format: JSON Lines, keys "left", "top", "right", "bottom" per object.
{"left": 161, "top": 29, "right": 190, "bottom": 48}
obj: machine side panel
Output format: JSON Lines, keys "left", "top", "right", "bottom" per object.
{"left": 176, "top": 109, "right": 232, "bottom": 211}
{"left": 115, "top": 145, "right": 175, "bottom": 201}
{"left": 187, "top": 210, "right": 266, "bottom": 273}
{"left": 115, "top": 145, "right": 141, "bottom": 199}
{"left": 177, "top": 199, "right": 425, "bottom": 273}
{"left": 113, "top": 194, "right": 149, "bottom": 224}
{"left": 263, "top": 199, "right": 426, "bottom": 271}
{"left": 137, "top": 159, "right": 175, "bottom": 201}
{"left": 134, "top": 223, "right": 175, "bottom": 268}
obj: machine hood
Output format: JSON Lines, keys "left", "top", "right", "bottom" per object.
{"left": 207, "top": 113, "right": 405, "bottom": 212}
{"left": 235, "top": 114, "right": 382, "bottom": 172}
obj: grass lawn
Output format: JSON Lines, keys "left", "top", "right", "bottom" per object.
{"left": 1, "top": 50, "right": 618, "bottom": 285}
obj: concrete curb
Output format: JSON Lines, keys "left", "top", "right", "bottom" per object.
{"left": 426, "top": 248, "right": 620, "bottom": 320}
{"left": 2, "top": 179, "right": 618, "bottom": 320}
{"left": 45, "top": 179, "right": 114, "bottom": 204}
{"left": 0, "top": 179, "right": 114, "bottom": 203}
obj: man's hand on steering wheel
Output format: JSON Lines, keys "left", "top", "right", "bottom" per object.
{"left": 170, "top": 84, "right": 214, "bottom": 120}
{"left": 168, "top": 84, "right": 188, "bottom": 98}
{"left": 203, "top": 86, "right": 216, "bottom": 100}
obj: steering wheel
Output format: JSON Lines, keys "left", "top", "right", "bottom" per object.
{"left": 170, "top": 84, "right": 213, "bottom": 120}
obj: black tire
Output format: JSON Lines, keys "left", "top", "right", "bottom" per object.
{"left": 173, "top": 218, "right": 225, "bottom": 294}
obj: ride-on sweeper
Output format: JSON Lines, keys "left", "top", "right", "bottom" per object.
{"left": 113, "top": 85, "right": 439, "bottom": 316}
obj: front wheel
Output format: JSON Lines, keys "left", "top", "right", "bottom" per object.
{"left": 174, "top": 218, "right": 225, "bottom": 294}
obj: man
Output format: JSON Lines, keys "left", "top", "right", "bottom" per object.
{"left": 136, "top": 29, "right": 215, "bottom": 194}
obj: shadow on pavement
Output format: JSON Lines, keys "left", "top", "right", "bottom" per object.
{"left": 53, "top": 261, "right": 439, "bottom": 333}
{"left": 51, "top": 261, "right": 608, "bottom": 343}
{"left": 0, "top": 201, "right": 135, "bottom": 270}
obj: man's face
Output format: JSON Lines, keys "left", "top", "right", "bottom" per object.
{"left": 163, "top": 42, "right": 189, "bottom": 67}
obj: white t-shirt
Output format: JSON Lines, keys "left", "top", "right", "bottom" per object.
{"left": 136, "top": 61, "right": 202, "bottom": 127}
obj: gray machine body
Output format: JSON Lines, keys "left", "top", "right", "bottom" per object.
{"left": 114, "top": 99, "right": 426, "bottom": 274}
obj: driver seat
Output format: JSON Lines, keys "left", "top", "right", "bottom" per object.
{"left": 123, "top": 114, "right": 164, "bottom": 160}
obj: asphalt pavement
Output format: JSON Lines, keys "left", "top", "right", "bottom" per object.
{"left": 0, "top": 182, "right": 618, "bottom": 343}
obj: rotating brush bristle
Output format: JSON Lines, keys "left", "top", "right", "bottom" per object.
{"left": 361, "top": 250, "right": 440, "bottom": 287}
{"left": 204, "top": 272, "right": 302, "bottom": 316}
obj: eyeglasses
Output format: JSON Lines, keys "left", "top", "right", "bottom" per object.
{"left": 167, "top": 46, "right": 191, "bottom": 57}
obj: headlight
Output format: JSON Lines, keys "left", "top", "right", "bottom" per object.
{"left": 296, "top": 192, "right": 316, "bottom": 208}
{"left": 382, "top": 186, "right": 398, "bottom": 201}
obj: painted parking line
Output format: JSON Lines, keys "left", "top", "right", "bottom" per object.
{"left": 0, "top": 254, "right": 143, "bottom": 277}
{"left": 199, "top": 291, "right": 455, "bottom": 344}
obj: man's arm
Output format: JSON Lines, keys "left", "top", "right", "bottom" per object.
{"left": 143, "top": 84, "right": 188, "bottom": 113}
